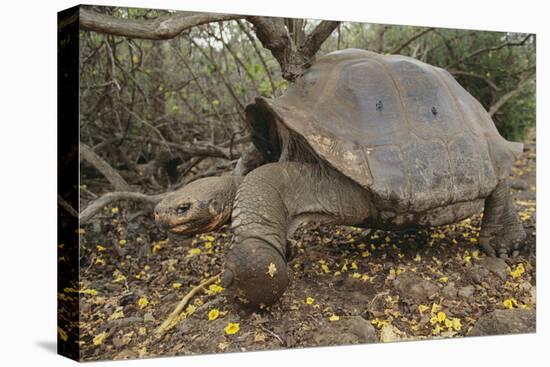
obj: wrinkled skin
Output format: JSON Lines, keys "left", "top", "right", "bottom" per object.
{"left": 154, "top": 176, "right": 242, "bottom": 235}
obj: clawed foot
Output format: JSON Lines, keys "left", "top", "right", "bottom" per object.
{"left": 479, "top": 236, "right": 526, "bottom": 259}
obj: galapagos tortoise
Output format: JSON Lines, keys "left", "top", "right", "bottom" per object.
{"left": 155, "top": 48, "right": 526, "bottom": 307}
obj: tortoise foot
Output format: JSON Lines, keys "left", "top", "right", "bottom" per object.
{"left": 479, "top": 236, "right": 525, "bottom": 259}
{"left": 223, "top": 239, "right": 289, "bottom": 308}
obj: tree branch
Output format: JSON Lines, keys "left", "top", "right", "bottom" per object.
{"left": 489, "top": 72, "right": 535, "bottom": 117}
{"left": 389, "top": 27, "right": 435, "bottom": 54}
{"left": 80, "top": 8, "right": 338, "bottom": 81}
{"left": 246, "top": 16, "right": 291, "bottom": 68}
{"left": 446, "top": 34, "right": 533, "bottom": 69}
{"left": 79, "top": 191, "right": 166, "bottom": 224}
{"left": 79, "top": 7, "right": 243, "bottom": 40}
{"left": 301, "top": 21, "right": 340, "bottom": 57}
{"left": 449, "top": 69, "right": 500, "bottom": 92}
{"left": 80, "top": 143, "right": 132, "bottom": 191}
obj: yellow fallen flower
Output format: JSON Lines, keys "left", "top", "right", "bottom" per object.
{"left": 112, "top": 270, "right": 127, "bottom": 283}
{"left": 188, "top": 248, "right": 202, "bottom": 256}
{"left": 510, "top": 263, "right": 525, "bottom": 279}
{"left": 206, "top": 284, "right": 224, "bottom": 295}
{"left": 451, "top": 318, "right": 462, "bottom": 331}
{"left": 502, "top": 298, "right": 518, "bottom": 309}
{"left": 172, "top": 282, "right": 182, "bottom": 289}
{"left": 58, "top": 327, "right": 68, "bottom": 342}
{"left": 186, "top": 304, "right": 197, "bottom": 315}
{"left": 266, "top": 262, "right": 277, "bottom": 277}
{"left": 329, "top": 315, "right": 340, "bottom": 322}
{"left": 137, "top": 296, "right": 149, "bottom": 309}
{"left": 418, "top": 304, "right": 429, "bottom": 315}
{"left": 306, "top": 297, "right": 314, "bottom": 305}
{"left": 208, "top": 309, "right": 220, "bottom": 321}
{"left": 225, "top": 322, "right": 240, "bottom": 335}
{"left": 93, "top": 331, "right": 108, "bottom": 346}
{"left": 108, "top": 309, "right": 124, "bottom": 321}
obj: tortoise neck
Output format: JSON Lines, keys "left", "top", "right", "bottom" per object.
{"left": 231, "top": 162, "right": 374, "bottom": 258}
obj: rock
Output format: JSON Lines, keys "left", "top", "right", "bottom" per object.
{"left": 510, "top": 179, "right": 529, "bottom": 190}
{"left": 112, "top": 336, "right": 126, "bottom": 348}
{"left": 394, "top": 273, "right": 438, "bottom": 302}
{"left": 477, "top": 257, "right": 509, "bottom": 280}
{"left": 458, "top": 285, "right": 475, "bottom": 299}
{"left": 470, "top": 267, "right": 490, "bottom": 284}
{"left": 469, "top": 309, "right": 536, "bottom": 336}
{"left": 379, "top": 324, "right": 407, "bottom": 343}
{"left": 513, "top": 191, "right": 536, "bottom": 201}
{"left": 144, "top": 312, "right": 156, "bottom": 323}
{"left": 312, "top": 316, "right": 377, "bottom": 346}
{"left": 441, "top": 282, "right": 458, "bottom": 299}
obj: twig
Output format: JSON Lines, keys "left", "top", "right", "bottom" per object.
{"left": 79, "top": 191, "right": 166, "bottom": 224}
{"left": 446, "top": 34, "right": 533, "bottom": 69}
{"left": 259, "top": 324, "right": 284, "bottom": 345}
{"left": 155, "top": 273, "right": 221, "bottom": 335}
{"left": 237, "top": 20, "right": 277, "bottom": 96}
{"left": 389, "top": 27, "right": 435, "bottom": 54}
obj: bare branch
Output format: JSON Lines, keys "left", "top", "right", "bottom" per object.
{"left": 389, "top": 27, "right": 435, "bottom": 54}
{"left": 80, "top": 143, "right": 132, "bottom": 191}
{"left": 302, "top": 21, "right": 340, "bottom": 57}
{"left": 449, "top": 69, "right": 500, "bottom": 92}
{"left": 80, "top": 8, "right": 338, "bottom": 81}
{"left": 489, "top": 72, "right": 535, "bottom": 117}
{"left": 446, "top": 34, "right": 533, "bottom": 69}
{"left": 79, "top": 7, "right": 243, "bottom": 40}
{"left": 79, "top": 191, "right": 166, "bottom": 224}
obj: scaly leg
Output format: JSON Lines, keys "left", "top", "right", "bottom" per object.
{"left": 479, "top": 179, "right": 526, "bottom": 258}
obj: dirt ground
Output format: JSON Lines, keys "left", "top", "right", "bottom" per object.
{"left": 75, "top": 129, "right": 536, "bottom": 361}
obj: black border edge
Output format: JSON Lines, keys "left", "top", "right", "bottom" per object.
{"left": 57, "top": 4, "right": 81, "bottom": 362}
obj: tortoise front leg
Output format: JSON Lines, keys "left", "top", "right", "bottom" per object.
{"left": 479, "top": 179, "right": 526, "bottom": 258}
{"left": 222, "top": 162, "right": 374, "bottom": 307}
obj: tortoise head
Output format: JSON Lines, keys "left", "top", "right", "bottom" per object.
{"left": 154, "top": 176, "right": 241, "bottom": 235}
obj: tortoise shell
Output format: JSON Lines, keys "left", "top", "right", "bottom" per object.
{"left": 245, "top": 49, "right": 523, "bottom": 213}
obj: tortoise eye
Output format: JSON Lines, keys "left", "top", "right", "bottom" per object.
{"left": 176, "top": 204, "right": 191, "bottom": 216}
